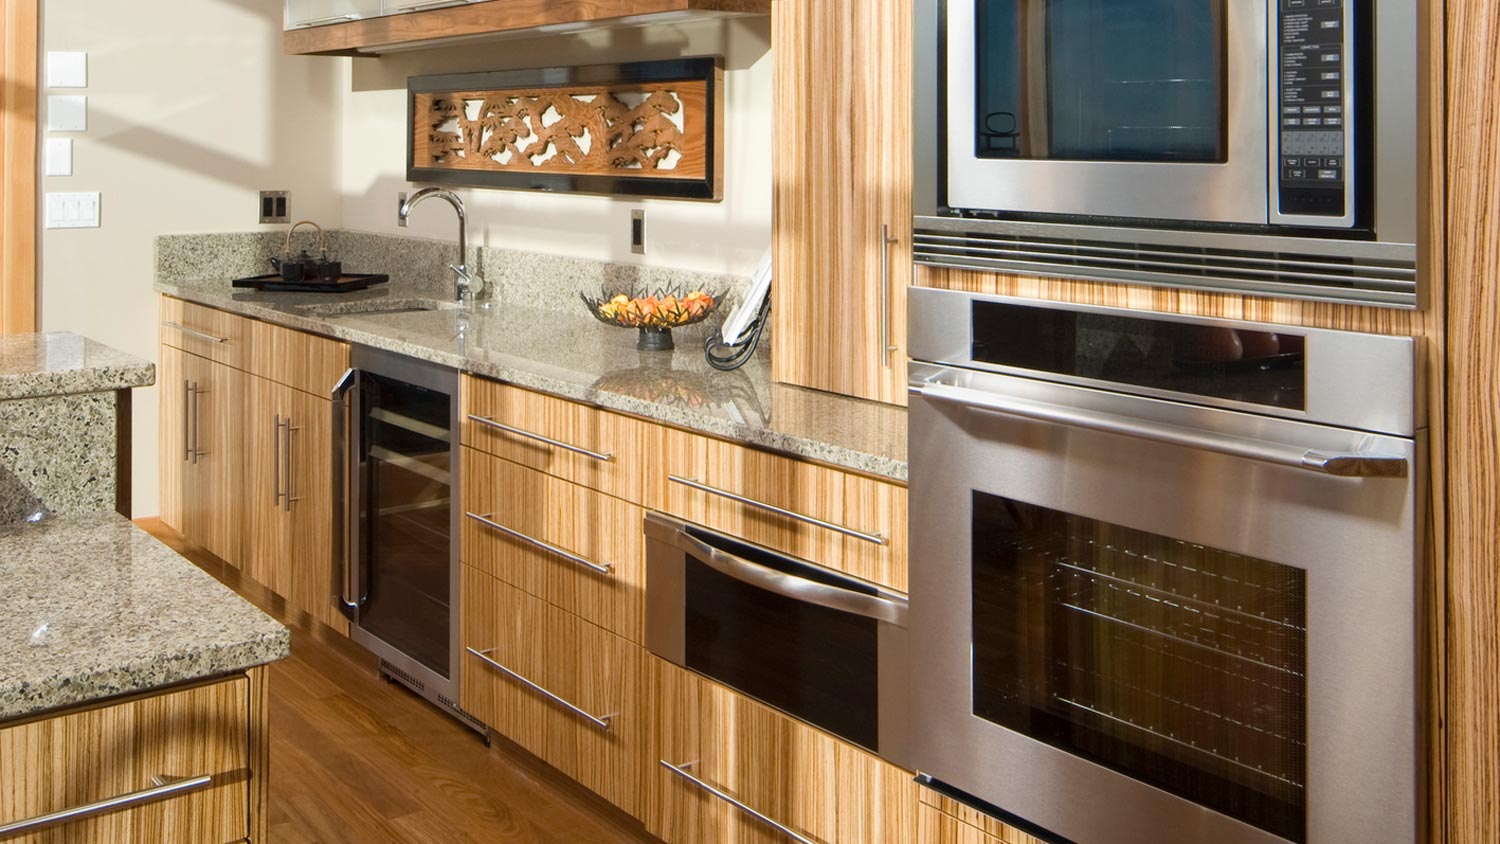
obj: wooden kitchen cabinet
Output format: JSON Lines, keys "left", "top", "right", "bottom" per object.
{"left": 772, "top": 0, "right": 913, "bottom": 406}
{"left": 158, "top": 345, "right": 246, "bottom": 569}
{"left": 917, "top": 799, "right": 1049, "bottom": 844}
{"left": 244, "top": 375, "right": 346, "bottom": 635}
{"left": 461, "top": 566, "right": 646, "bottom": 819}
{"left": 0, "top": 677, "right": 254, "bottom": 844}
{"left": 646, "top": 658, "right": 916, "bottom": 844}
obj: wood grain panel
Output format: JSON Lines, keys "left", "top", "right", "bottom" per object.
{"left": 462, "top": 375, "right": 660, "bottom": 505}
{"left": 917, "top": 791, "right": 1047, "bottom": 844}
{"left": 158, "top": 347, "right": 247, "bottom": 570}
{"left": 157, "top": 345, "right": 187, "bottom": 535}
{"left": 772, "top": 0, "right": 913, "bottom": 406}
{"left": 462, "top": 448, "right": 646, "bottom": 643}
{"left": 1443, "top": 0, "right": 1500, "bottom": 839}
{"left": 247, "top": 318, "right": 350, "bottom": 398}
{"left": 0, "top": 0, "right": 36, "bottom": 334}
{"left": 246, "top": 665, "right": 270, "bottom": 844}
{"left": 0, "top": 677, "right": 250, "bottom": 844}
{"left": 159, "top": 297, "right": 253, "bottom": 370}
{"left": 663, "top": 428, "right": 908, "bottom": 592}
{"left": 461, "top": 566, "right": 645, "bottom": 820}
{"left": 284, "top": 0, "right": 771, "bottom": 55}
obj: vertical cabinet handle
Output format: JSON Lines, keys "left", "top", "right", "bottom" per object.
{"left": 182, "top": 380, "right": 193, "bottom": 462}
{"left": 188, "top": 382, "right": 208, "bottom": 464}
{"left": 660, "top": 760, "right": 827, "bottom": 844}
{"left": 880, "top": 223, "right": 901, "bottom": 367}
{"left": 273, "top": 415, "right": 285, "bottom": 507}
{"left": 284, "top": 418, "right": 300, "bottom": 511}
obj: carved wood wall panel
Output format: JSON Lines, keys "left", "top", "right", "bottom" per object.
{"left": 409, "top": 59, "right": 722, "bottom": 200}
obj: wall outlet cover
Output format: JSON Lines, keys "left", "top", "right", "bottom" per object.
{"left": 46, "top": 96, "right": 87, "bottom": 132}
{"left": 45, "top": 192, "right": 100, "bottom": 229}
{"left": 46, "top": 52, "right": 87, "bottom": 88}
{"left": 44, "top": 138, "right": 73, "bottom": 177}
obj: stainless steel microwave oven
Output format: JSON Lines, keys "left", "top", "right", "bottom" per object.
{"left": 913, "top": 0, "right": 1427, "bottom": 308}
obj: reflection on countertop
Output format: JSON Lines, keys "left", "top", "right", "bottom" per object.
{"left": 153, "top": 278, "right": 909, "bottom": 481}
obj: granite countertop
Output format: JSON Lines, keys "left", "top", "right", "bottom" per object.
{"left": 0, "top": 513, "right": 289, "bottom": 722}
{"left": 154, "top": 279, "right": 909, "bottom": 481}
{"left": 0, "top": 332, "right": 156, "bottom": 401}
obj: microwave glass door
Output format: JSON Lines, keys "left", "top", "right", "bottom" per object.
{"left": 976, "top": 0, "right": 1227, "bottom": 163}
{"left": 972, "top": 492, "right": 1307, "bottom": 842}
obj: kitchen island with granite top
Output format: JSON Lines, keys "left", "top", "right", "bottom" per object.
{"left": 0, "top": 333, "right": 288, "bottom": 844}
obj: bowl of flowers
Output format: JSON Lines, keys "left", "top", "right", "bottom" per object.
{"left": 580, "top": 285, "right": 723, "bottom": 351}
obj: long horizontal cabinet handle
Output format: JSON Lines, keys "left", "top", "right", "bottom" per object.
{"left": 160, "top": 321, "right": 228, "bottom": 345}
{"left": 467, "top": 415, "right": 614, "bottom": 463}
{"left": 667, "top": 476, "right": 888, "bottom": 546}
{"left": 466, "top": 647, "right": 613, "bottom": 730}
{"left": 659, "top": 760, "right": 827, "bottom": 844}
{"left": 292, "top": 12, "right": 362, "bottom": 26}
{"left": 0, "top": 774, "right": 213, "bottom": 839}
{"left": 465, "top": 512, "right": 613, "bottom": 575}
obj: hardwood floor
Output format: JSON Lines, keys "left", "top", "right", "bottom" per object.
{"left": 138, "top": 519, "right": 662, "bottom": 844}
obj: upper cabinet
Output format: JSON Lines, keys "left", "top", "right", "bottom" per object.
{"left": 771, "top": 0, "right": 913, "bottom": 406}
{"left": 284, "top": 0, "right": 772, "bottom": 56}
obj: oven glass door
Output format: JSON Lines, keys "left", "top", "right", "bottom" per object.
{"left": 946, "top": 0, "right": 1269, "bottom": 223}
{"left": 909, "top": 372, "right": 1418, "bottom": 844}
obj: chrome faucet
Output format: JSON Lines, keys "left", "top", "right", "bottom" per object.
{"left": 398, "top": 187, "right": 482, "bottom": 304}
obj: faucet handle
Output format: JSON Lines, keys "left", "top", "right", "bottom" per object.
{"left": 448, "top": 264, "right": 485, "bottom": 300}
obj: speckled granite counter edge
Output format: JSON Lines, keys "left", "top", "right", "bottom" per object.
{"left": 0, "top": 361, "right": 156, "bottom": 402}
{"left": 153, "top": 282, "right": 908, "bottom": 482}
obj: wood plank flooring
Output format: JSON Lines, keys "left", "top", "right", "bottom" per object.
{"left": 138, "top": 519, "right": 662, "bottom": 844}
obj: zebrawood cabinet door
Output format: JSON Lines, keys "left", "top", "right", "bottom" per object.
{"left": 158, "top": 345, "right": 187, "bottom": 535}
{"left": 917, "top": 791, "right": 1050, "bottom": 844}
{"left": 772, "top": 0, "right": 913, "bottom": 406}
{"left": 0, "top": 678, "right": 251, "bottom": 844}
{"left": 158, "top": 346, "right": 245, "bottom": 569}
{"left": 461, "top": 566, "right": 645, "bottom": 819}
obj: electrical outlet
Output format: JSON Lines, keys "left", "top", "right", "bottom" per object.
{"left": 259, "top": 190, "right": 289, "bottom": 224}
{"left": 398, "top": 192, "right": 409, "bottom": 227}
{"left": 631, "top": 210, "right": 647, "bottom": 255}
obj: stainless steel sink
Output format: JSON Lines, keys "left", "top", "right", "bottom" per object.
{"left": 296, "top": 298, "right": 459, "bottom": 317}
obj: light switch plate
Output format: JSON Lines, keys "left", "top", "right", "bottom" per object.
{"left": 45, "top": 138, "right": 73, "bottom": 176}
{"left": 47, "top": 96, "right": 87, "bottom": 132}
{"left": 45, "top": 192, "right": 100, "bottom": 229}
{"left": 46, "top": 52, "right": 87, "bottom": 88}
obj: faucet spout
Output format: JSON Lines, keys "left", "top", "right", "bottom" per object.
{"left": 399, "top": 187, "right": 479, "bottom": 304}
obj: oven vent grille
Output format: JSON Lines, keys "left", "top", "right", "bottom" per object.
{"left": 912, "top": 226, "right": 1419, "bottom": 308}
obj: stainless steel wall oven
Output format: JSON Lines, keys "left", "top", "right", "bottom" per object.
{"left": 907, "top": 288, "right": 1424, "bottom": 844}
{"left": 913, "top": 0, "right": 1426, "bottom": 307}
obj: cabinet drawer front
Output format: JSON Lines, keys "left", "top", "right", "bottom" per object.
{"left": 647, "top": 658, "right": 915, "bottom": 844}
{"left": 917, "top": 791, "right": 1047, "bottom": 844}
{"left": 160, "top": 297, "right": 250, "bottom": 370}
{"left": 462, "top": 449, "right": 645, "bottom": 642}
{"left": 662, "top": 431, "right": 908, "bottom": 592}
{"left": 461, "top": 376, "right": 656, "bottom": 503}
{"left": 0, "top": 678, "right": 250, "bottom": 844}
{"left": 461, "top": 567, "right": 644, "bottom": 818}
{"left": 248, "top": 319, "right": 350, "bottom": 397}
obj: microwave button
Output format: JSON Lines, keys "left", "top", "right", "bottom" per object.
{"left": 1326, "top": 116, "right": 1344, "bottom": 126}
{"left": 1321, "top": 90, "right": 1342, "bottom": 99}
{"left": 1285, "top": 118, "right": 1303, "bottom": 127}
{"left": 1305, "top": 117, "right": 1323, "bottom": 126}
{"left": 1287, "top": 169, "right": 1308, "bottom": 180}
{"left": 1326, "top": 105, "right": 1344, "bottom": 114}
{"left": 1324, "top": 157, "right": 1343, "bottom": 168}
{"left": 1323, "top": 52, "right": 1342, "bottom": 62}
{"left": 1284, "top": 106, "right": 1303, "bottom": 115}
{"left": 1321, "top": 71, "right": 1342, "bottom": 81}
{"left": 1302, "top": 106, "right": 1323, "bottom": 115}
{"left": 1317, "top": 169, "right": 1341, "bottom": 181}
{"left": 1284, "top": 157, "right": 1303, "bottom": 167}
{"left": 1320, "top": 19, "right": 1341, "bottom": 29}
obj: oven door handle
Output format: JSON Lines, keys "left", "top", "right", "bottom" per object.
{"left": 915, "top": 381, "right": 1409, "bottom": 478}
{"left": 650, "top": 513, "right": 908, "bottom": 625}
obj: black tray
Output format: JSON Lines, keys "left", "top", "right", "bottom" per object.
{"left": 232, "top": 273, "right": 390, "bottom": 293}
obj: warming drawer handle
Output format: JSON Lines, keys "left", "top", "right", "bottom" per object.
{"left": 915, "top": 381, "right": 1410, "bottom": 479}
{"left": 466, "top": 647, "right": 613, "bottom": 731}
{"left": 660, "top": 760, "right": 827, "bottom": 844}
{"left": 667, "top": 475, "right": 888, "bottom": 546}
{"left": 466, "top": 512, "right": 613, "bottom": 575}
{"left": 160, "top": 321, "right": 227, "bottom": 345}
{"left": 648, "top": 513, "right": 907, "bottom": 626}
{"left": 0, "top": 774, "right": 213, "bottom": 840}
{"left": 467, "top": 415, "right": 615, "bottom": 463}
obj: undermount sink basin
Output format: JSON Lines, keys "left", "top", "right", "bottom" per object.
{"left": 296, "top": 298, "right": 459, "bottom": 317}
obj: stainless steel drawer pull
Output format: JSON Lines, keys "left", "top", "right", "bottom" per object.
{"left": 466, "top": 512, "right": 613, "bottom": 575}
{"left": 667, "top": 475, "right": 888, "bottom": 546}
{"left": 660, "top": 760, "right": 826, "bottom": 844}
{"left": 161, "top": 321, "right": 227, "bottom": 345}
{"left": 880, "top": 223, "right": 902, "bottom": 367}
{"left": 394, "top": 0, "right": 469, "bottom": 10}
{"left": 917, "top": 381, "right": 1410, "bottom": 478}
{"left": 182, "top": 380, "right": 193, "bottom": 462}
{"left": 293, "top": 13, "right": 361, "bottom": 26}
{"left": 467, "top": 415, "right": 614, "bottom": 463}
{"left": 466, "top": 647, "right": 613, "bottom": 730}
{"left": 0, "top": 774, "right": 213, "bottom": 839}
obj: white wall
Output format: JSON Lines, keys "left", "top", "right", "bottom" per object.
{"left": 40, "top": 0, "right": 344, "bottom": 517}
{"left": 340, "top": 18, "right": 774, "bottom": 278}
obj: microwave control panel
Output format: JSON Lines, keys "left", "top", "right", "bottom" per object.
{"left": 1277, "top": 0, "right": 1351, "bottom": 223}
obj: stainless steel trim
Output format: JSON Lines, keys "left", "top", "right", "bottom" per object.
{"left": 273, "top": 414, "right": 285, "bottom": 507}
{"left": 466, "top": 512, "right": 613, "bottom": 575}
{"left": 182, "top": 380, "right": 192, "bottom": 462}
{"left": 160, "top": 321, "right": 227, "bottom": 345}
{"left": 915, "top": 381, "right": 1407, "bottom": 478}
{"left": 189, "top": 382, "right": 207, "bottom": 464}
{"left": 332, "top": 368, "right": 359, "bottom": 615}
{"left": 666, "top": 475, "right": 887, "bottom": 546}
{"left": 881, "top": 224, "right": 900, "bottom": 366}
{"left": 0, "top": 775, "right": 213, "bottom": 839}
{"left": 467, "top": 415, "right": 614, "bottom": 463}
{"left": 466, "top": 647, "right": 613, "bottom": 730}
{"left": 645, "top": 512, "right": 907, "bottom": 625}
{"left": 659, "top": 761, "right": 825, "bottom": 844}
